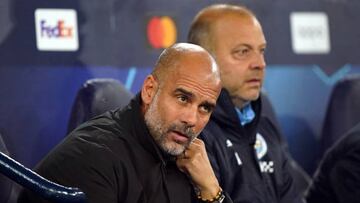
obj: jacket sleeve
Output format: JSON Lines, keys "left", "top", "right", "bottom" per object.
{"left": 199, "top": 128, "right": 234, "bottom": 203}
{"left": 199, "top": 127, "right": 221, "bottom": 179}
{"left": 222, "top": 192, "right": 234, "bottom": 203}
{"left": 279, "top": 153, "right": 306, "bottom": 203}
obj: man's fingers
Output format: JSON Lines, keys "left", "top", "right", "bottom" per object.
{"left": 176, "top": 155, "right": 190, "bottom": 174}
{"left": 176, "top": 149, "right": 189, "bottom": 160}
{"left": 191, "top": 138, "right": 204, "bottom": 145}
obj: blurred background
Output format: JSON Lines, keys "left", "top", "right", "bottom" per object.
{"left": 1, "top": 0, "right": 360, "bottom": 194}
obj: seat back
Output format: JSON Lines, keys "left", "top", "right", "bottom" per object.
{"left": 0, "top": 134, "right": 12, "bottom": 203}
{"left": 320, "top": 74, "right": 360, "bottom": 157}
{"left": 261, "top": 91, "right": 311, "bottom": 195}
{"left": 261, "top": 91, "right": 281, "bottom": 131}
{"left": 0, "top": 151, "right": 86, "bottom": 203}
{"left": 67, "top": 78, "right": 133, "bottom": 133}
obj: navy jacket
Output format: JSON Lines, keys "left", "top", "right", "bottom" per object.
{"left": 306, "top": 122, "right": 360, "bottom": 203}
{"left": 200, "top": 89, "right": 302, "bottom": 203}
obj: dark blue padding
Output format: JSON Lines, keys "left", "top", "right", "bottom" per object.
{"left": 0, "top": 151, "right": 87, "bottom": 203}
{"left": 67, "top": 78, "right": 134, "bottom": 133}
{"left": 0, "top": 134, "right": 12, "bottom": 203}
{"left": 320, "top": 74, "right": 360, "bottom": 158}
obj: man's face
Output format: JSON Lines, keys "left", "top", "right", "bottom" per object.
{"left": 212, "top": 14, "right": 266, "bottom": 106}
{"left": 144, "top": 54, "right": 220, "bottom": 156}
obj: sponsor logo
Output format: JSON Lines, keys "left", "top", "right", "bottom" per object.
{"left": 35, "top": 9, "right": 79, "bottom": 51}
{"left": 40, "top": 20, "right": 73, "bottom": 38}
{"left": 147, "top": 16, "right": 177, "bottom": 49}
{"left": 290, "top": 12, "right": 330, "bottom": 54}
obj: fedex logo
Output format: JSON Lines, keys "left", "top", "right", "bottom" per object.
{"left": 35, "top": 9, "right": 78, "bottom": 51}
{"left": 40, "top": 20, "right": 73, "bottom": 38}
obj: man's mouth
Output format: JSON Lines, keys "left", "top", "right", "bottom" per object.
{"left": 169, "top": 130, "right": 190, "bottom": 144}
{"left": 246, "top": 78, "right": 262, "bottom": 85}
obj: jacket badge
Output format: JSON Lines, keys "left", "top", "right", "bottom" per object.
{"left": 254, "top": 133, "right": 274, "bottom": 173}
{"left": 254, "top": 133, "right": 267, "bottom": 159}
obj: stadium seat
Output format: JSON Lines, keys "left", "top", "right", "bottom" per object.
{"left": 320, "top": 74, "right": 360, "bottom": 158}
{"left": 0, "top": 145, "right": 86, "bottom": 203}
{"left": 0, "top": 133, "right": 12, "bottom": 203}
{"left": 261, "top": 91, "right": 311, "bottom": 195}
{"left": 67, "top": 78, "right": 133, "bottom": 133}
{"left": 261, "top": 91, "right": 281, "bottom": 131}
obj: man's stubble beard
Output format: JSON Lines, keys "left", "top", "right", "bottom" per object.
{"left": 144, "top": 89, "right": 197, "bottom": 156}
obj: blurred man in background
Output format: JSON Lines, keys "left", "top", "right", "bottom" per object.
{"left": 306, "top": 122, "right": 360, "bottom": 203}
{"left": 188, "top": 4, "right": 307, "bottom": 202}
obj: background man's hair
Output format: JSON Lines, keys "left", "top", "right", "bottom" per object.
{"left": 187, "top": 4, "right": 255, "bottom": 53}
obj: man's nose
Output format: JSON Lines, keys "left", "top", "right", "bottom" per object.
{"left": 250, "top": 52, "right": 266, "bottom": 70}
{"left": 181, "top": 107, "right": 198, "bottom": 127}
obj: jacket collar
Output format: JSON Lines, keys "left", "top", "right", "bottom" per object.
{"left": 211, "top": 89, "right": 262, "bottom": 143}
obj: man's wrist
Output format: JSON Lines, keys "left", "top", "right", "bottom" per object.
{"left": 197, "top": 187, "right": 225, "bottom": 203}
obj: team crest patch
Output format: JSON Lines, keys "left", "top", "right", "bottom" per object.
{"left": 254, "top": 133, "right": 267, "bottom": 159}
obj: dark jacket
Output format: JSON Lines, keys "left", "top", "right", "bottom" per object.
{"left": 306, "top": 122, "right": 360, "bottom": 203}
{"left": 200, "top": 89, "right": 302, "bottom": 203}
{"left": 18, "top": 95, "right": 197, "bottom": 203}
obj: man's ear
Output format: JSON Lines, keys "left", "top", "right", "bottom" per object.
{"left": 141, "top": 75, "right": 158, "bottom": 105}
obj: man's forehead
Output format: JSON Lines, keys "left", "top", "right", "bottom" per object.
{"left": 174, "top": 55, "right": 218, "bottom": 77}
{"left": 233, "top": 41, "right": 267, "bottom": 49}
{"left": 171, "top": 76, "right": 220, "bottom": 101}
{"left": 213, "top": 17, "right": 266, "bottom": 46}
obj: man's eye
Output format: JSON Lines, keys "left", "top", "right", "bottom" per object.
{"left": 233, "top": 48, "right": 250, "bottom": 58}
{"left": 260, "top": 48, "right": 266, "bottom": 55}
{"left": 240, "top": 49, "right": 249, "bottom": 55}
{"left": 177, "top": 95, "right": 188, "bottom": 103}
{"left": 200, "top": 105, "right": 212, "bottom": 114}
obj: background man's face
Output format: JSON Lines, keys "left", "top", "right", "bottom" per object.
{"left": 213, "top": 14, "right": 266, "bottom": 105}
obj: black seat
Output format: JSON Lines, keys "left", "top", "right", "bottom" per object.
{"left": 67, "top": 78, "right": 133, "bottom": 133}
{"left": 319, "top": 74, "right": 360, "bottom": 158}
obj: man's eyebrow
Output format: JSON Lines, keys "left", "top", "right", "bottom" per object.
{"left": 175, "top": 87, "right": 216, "bottom": 109}
{"left": 175, "top": 88, "right": 194, "bottom": 98}
{"left": 235, "top": 43, "right": 251, "bottom": 49}
{"left": 201, "top": 101, "right": 216, "bottom": 109}
{"left": 235, "top": 43, "right": 266, "bottom": 50}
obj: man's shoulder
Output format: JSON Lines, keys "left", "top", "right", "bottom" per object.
{"left": 323, "top": 124, "right": 360, "bottom": 164}
{"left": 41, "top": 111, "right": 135, "bottom": 168}
{"left": 340, "top": 125, "right": 360, "bottom": 151}
{"left": 200, "top": 120, "right": 228, "bottom": 145}
{"left": 69, "top": 119, "right": 134, "bottom": 156}
{"left": 257, "top": 116, "right": 283, "bottom": 144}
{"left": 46, "top": 128, "right": 129, "bottom": 165}
{"left": 72, "top": 109, "right": 133, "bottom": 139}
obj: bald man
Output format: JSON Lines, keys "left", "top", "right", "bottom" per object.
{"left": 188, "top": 4, "right": 304, "bottom": 203}
{"left": 18, "top": 43, "right": 229, "bottom": 203}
